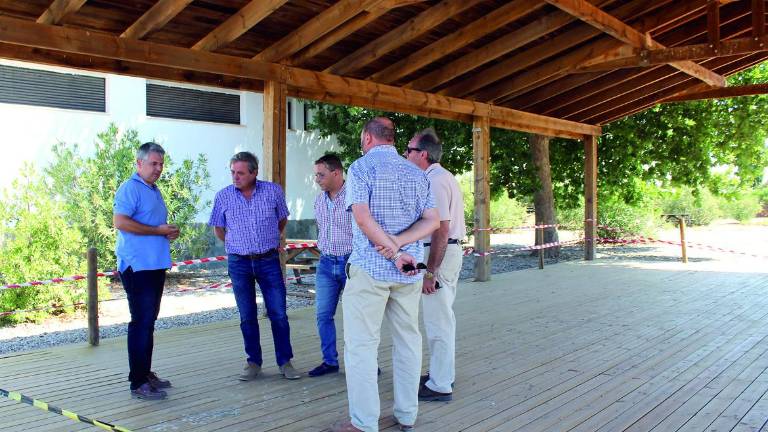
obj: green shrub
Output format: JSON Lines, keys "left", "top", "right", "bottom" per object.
{"left": 0, "top": 165, "right": 89, "bottom": 324}
{"left": 46, "top": 124, "right": 211, "bottom": 269}
{"left": 658, "top": 186, "right": 720, "bottom": 226}
{"left": 458, "top": 173, "right": 528, "bottom": 233}
{"left": 722, "top": 193, "right": 762, "bottom": 222}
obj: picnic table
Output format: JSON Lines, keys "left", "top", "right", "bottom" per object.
{"left": 285, "top": 240, "right": 320, "bottom": 284}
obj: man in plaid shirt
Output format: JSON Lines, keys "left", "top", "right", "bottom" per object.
{"left": 208, "top": 151, "right": 300, "bottom": 381}
{"left": 331, "top": 117, "right": 440, "bottom": 432}
{"left": 309, "top": 153, "right": 353, "bottom": 377}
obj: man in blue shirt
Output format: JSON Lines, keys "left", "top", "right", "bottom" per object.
{"left": 331, "top": 117, "right": 440, "bottom": 432}
{"left": 113, "top": 142, "right": 179, "bottom": 400}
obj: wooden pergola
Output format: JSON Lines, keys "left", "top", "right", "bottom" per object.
{"left": 0, "top": 0, "right": 766, "bottom": 280}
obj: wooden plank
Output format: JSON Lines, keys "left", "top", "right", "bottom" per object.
{"left": 191, "top": 0, "right": 287, "bottom": 52}
{"left": 263, "top": 80, "right": 287, "bottom": 189}
{"left": 708, "top": 0, "right": 721, "bottom": 52}
{"left": 583, "top": 134, "right": 597, "bottom": 261}
{"left": 36, "top": 0, "right": 86, "bottom": 25}
{"left": 120, "top": 0, "right": 193, "bottom": 40}
{"left": 326, "top": 0, "right": 485, "bottom": 76}
{"left": 545, "top": 0, "right": 726, "bottom": 87}
{"left": 754, "top": 0, "right": 766, "bottom": 38}
{"left": 252, "top": 0, "right": 387, "bottom": 63}
{"left": 472, "top": 116, "right": 490, "bottom": 282}
{"left": 368, "top": 0, "right": 543, "bottom": 84}
{"left": 0, "top": 16, "right": 601, "bottom": 138}
{"left": 662, "top": 83, "right": 768, "bottom": 102}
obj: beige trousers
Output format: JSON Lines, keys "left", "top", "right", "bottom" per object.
{"left": 342, "top": 264, "right": 422, "bottom": 432}
{"left": 421, "top": 243, "right": 463, "bottom": 394}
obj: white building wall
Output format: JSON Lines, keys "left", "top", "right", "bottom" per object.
{"left": 0, "top": 61, "right": 338, "bottom": 222}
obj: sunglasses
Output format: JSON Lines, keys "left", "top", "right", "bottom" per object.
{"left": 405, "top": 147, "right": 423, "bottom": 154}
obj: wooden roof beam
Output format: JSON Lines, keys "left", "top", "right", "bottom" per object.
{"left": 191, "top": 0, "right": 286, "bottom": 52}
{"left": 545, "top": 0, "right": 726, "bottom": 87}
{"left": 326, "top": 0, "right": 485, "bottom": 76}
{"left": 37, "top": 0, "right": 87, "bottom": 25}
{"left": 439, "top": 0, "right": 669, "bottom": 98}
{"left": 368, "top": 0, "right": 543, "bottom": 84}
{"left": 120, "top": 0, "right": 193, "bottom": 40}
{"left": 0, "top": 15, "right": 600, "bottom": 139}
{"left": 662, "top": 83, "right": 768, "bottom": 102}
{"left": 288, "top": 0, "right": 428, "bottom": 67}
{"left": 253, "top": 0, "right": 388, "bottom": 63}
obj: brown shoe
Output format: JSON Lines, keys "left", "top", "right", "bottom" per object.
{"left": 279, "top": 361, "right": 301, "bottom": 380}
{"left": 238, "top": 362, "right": 261, "bottom": 381}
{"left": 130, "top": 382, "right": 167, "bottom": 400}
{"left": 330, "top": 420, "right": 363, "bottom": 432}
{"left": 147, "top": 371, "right": 172, "bottom": 389}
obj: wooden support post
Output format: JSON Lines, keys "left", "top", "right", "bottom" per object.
{"left": 87, "top": 247, "right": 99, "bottom": 347}
{"left": 537, "top": 227, "right": 544, "bottom": 270}
{"left": 473, "top": 116, "right": 491, "bottom": 282}
{"left": 679, "top": 216, "right": 688, "bottom": 264}
{"left": 583, "top": 134, "right": 597, "bottom": 261}
{"left": 263, "top": 80, "right": 288, "bottom": 269}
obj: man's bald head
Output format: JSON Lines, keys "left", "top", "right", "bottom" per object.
{"left": 363, "top": 117, "right": 395, "bottom": 144}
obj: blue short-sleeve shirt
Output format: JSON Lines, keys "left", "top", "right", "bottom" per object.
{"left": 113, "top": 173, "right": 172, "bottom": 272}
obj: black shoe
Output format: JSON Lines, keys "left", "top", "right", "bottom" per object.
{"left": 131, "top": 383, "right": 167, "bottom": 400}
{"left": 308, "top": 362, "right": 339, "bottom": 377}
{"left": 378, "top": 367, "right": 382, "bottom": 376}
{"left": 147, "top": 371, "right": 172, "bottom": 389}
{"left": 418, "top": 383, "right": 452, "bottom": 401}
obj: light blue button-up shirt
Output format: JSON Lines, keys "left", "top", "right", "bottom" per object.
{"left": 346, "top": 145, "right": 435, "bottom": 283}
{"left": 113, "top": 173, "right": 172, "bottom": 272}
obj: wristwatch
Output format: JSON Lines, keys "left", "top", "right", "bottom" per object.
{"left": 424, "top": 270, "right": 435, "bottom": 279}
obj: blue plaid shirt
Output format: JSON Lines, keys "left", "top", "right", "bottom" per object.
{"left": 208, "top": 181, "right": 290, "bottom": 254}
{"left": 346, "top": 145, "right": 435, "bottom": 283}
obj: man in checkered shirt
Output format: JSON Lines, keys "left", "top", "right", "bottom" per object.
{"left": 331, "top": 117, "right": 440, "bottom": 432}
{"left": 208, "top": 151, "right": 300, "bottom": 382}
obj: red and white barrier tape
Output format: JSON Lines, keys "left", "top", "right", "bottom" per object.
{"left": 598, "top": 235, "right": 768, "bottom": 259}
{"left": 474, "top": 223, "right": 559, "bottom": 232}
{"left": 463, "top": 239, "right": 582, "bottom": 257}
{"left": 0, "top": 271, "right": 117, "bottom": 292}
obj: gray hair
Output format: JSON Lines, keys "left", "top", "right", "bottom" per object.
{"left": 413, "top": 128, "right": 442, "bottom": 163}
{"left": 230, "top": 151, "right": 259, "bottom": 173}
{"left": 137, "top": 142, "right": 165, "bottom": 160}
{"left": 363, "top": 117, "right": 395, "bottom": 142}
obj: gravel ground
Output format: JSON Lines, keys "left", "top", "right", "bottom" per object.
{"left": 2, "top": 221, "right": 765, "bottom": 355}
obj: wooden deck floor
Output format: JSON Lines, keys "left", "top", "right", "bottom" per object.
{"left": 2, "top": 258, "right": 768, "bottom": 432}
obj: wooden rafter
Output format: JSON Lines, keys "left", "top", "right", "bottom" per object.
{"left": 406, "top": 7, "right": 587, "bottom": 93}
{"left": 120, "top": 0, "right": 193, "bottom": 40}
{"left": 753, "top": 0, "right": 766, "bottom": 37}
{"left": 368, "top": 0, "right": 543, "bottom": 84}
{"left": 192, "top": 0, "right": 287, "bottom": 52}
{"left": 545, "top": 0, "right": 726, "bottom": 87}
{"left": 662, "top": 83, "right": 768, "bottom": 102}
{"left": 0, "top": 16, "right": 600, "bottom": 139}
{"left": 253, "top": 0, "right": 387, "bottom": 63}
{"left": 436, "top": 0, "right": 654, "bottom": 98}
{"left": 708, "top": 0, "right": 721, "bottom": 51}
{"left": 37, "top": 0, "right": 87, "bottom": 25}
{"left": 325, "top": 0, "right": 485, "bottom": 76}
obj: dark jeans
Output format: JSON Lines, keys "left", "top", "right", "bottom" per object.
{"left": 120, "top": 267, "right": 166, "bottom": 390}
{"left": 228, "top": 252, "right": 293, "bottom": 366}
{"left": 315, "top": 254, "right": 349, "bottom": 366}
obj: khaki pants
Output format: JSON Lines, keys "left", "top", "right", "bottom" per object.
{"left": 342, "top": 264, "right": 422, "bottom": 432}
{"left": 421, "top": 244, "right": 462, "bottom": 393}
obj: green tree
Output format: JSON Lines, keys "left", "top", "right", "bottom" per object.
{"left": 0, "top": 165, "right": 88, "bottom": 323}
{"left": 307, "top": 61, "right": 768, "bottom": 245}
{"left": 46, "top": 123, "right": 212, "bottom": 270}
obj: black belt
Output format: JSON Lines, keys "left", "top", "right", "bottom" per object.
{"left": 424, "top": 239, "right": 459, "bottom": 247}
{"left": 235, "top": 249, "right": 277, "bottom": 260}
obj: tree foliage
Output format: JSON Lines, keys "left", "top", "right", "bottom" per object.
{"left": 307, "top": 61, "right": 768, "bottom": 212}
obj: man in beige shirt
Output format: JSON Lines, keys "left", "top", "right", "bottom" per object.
{"left": 404, "top": 128, "right": 466, "bottom": 402}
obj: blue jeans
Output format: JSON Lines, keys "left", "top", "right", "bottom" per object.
{"left": 120, "top": 267, "right": 165, "bottom": 390}
{"left": 228, "top": 252, "right": 293, "bottom": 366}
{"left": 314, "top": 253, "right": 349, "bottom": 366}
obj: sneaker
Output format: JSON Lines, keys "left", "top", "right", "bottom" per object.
{"left": 418, "top": 383, "right": 452, "bottom": 402}
{"left": 147, "top": 371, "right": 172, "bottom": 389}
{"left": 238, "top": 362, "right": 262, "bottom": 381}
{"left": 308, "top": 362, "right": 339, "bottom": 377}
{"left": 279, "top": 361, "right": 301, "bottom": 380}
{"left": 130, "top": 382, "right": 167, "bottom": 400}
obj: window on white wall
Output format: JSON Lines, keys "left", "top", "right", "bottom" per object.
{"left": 146, "top": 83, "right": 240, "bottom": 124}
{"left": 0, "top": 64, "right": 105, "bottom": 112}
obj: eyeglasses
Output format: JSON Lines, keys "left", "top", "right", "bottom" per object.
{"left": 405, "top": 147, "right": 423, "bottom": 154}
